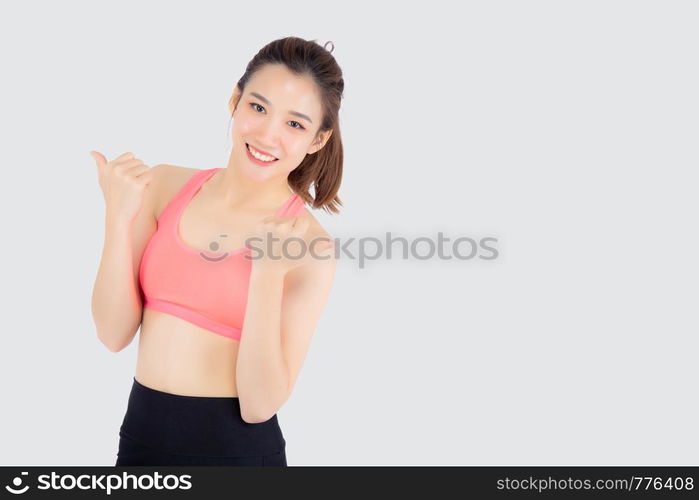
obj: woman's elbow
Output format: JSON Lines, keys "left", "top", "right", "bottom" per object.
{"left": 96, "top": 326, "right": 137, "bottom": 353}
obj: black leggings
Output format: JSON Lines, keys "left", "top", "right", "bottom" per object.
{"left": 115, "top": 377, "right": 287, "bottom": 466}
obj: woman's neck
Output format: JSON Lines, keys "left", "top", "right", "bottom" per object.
{"left": 211, "top": 163, "right": 293, "bottom": 212}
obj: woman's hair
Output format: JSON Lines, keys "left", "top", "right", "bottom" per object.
{"left": 232, "top": 36, "right": 345, "bottom": 214}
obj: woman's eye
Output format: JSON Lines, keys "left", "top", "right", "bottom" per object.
{"left": 250, "top": 102, "right": 305, "bottom": 130}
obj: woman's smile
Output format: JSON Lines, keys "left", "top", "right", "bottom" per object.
{"left": 246, "top": 143, "right": 279, "bottom": 166}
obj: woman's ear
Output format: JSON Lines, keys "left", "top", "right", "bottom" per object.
{"left": 309, "top": 129, "right": 333, "bottom": 154}
{"left": 229, "top": 86, "right": 242, "bottom": 115}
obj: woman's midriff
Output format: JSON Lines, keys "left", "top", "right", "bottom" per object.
{"left": 134, "top": 307, "right": 240, "bottom": 397}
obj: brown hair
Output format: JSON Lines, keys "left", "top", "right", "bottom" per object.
{"left": 231, "top": 36, "right": 345, "bottom": 214}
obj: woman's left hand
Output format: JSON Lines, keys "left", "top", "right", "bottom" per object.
{"left": 246, "top": 215, "right": 335, "bottom": 276}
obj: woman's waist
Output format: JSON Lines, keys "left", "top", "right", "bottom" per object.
{"left": 137, "top": 310, "right": 240, "bottom": 397}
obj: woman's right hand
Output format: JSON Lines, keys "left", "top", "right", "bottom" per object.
{"left": 90, "top": 151, "right": 154, "bottom": 223}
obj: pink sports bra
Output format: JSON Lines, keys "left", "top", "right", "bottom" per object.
{"left": 139, "top": 167, "right": 306, "bottom": 341}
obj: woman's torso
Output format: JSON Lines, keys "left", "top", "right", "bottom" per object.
{"left": 134, "top": 165, "right": 304, "bottom": 397}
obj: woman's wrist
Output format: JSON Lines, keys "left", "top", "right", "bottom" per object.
{"left": 105, "top": 210, "right": 132, "bottom": 232}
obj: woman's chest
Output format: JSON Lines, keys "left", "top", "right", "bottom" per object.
{"left": 178, "top": 203, "right": 267, "bottom": 255}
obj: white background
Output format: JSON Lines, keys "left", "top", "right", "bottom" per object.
{"left": 0, "top": 0, "right": 696, "bottom": 465}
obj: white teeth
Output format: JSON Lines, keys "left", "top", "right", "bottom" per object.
{"left": 247, "top": 144, "right": 277, "bottom": 162}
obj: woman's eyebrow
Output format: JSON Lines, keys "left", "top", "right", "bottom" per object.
{"left": 249, "top": 91, "right": 313, "bottom": 124}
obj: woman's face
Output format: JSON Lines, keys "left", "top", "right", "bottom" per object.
{"left": 229, "top": 63, "right": 331, "bottom": 181}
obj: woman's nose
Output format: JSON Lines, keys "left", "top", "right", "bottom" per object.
{"left": 256, "top": 125, "right": 282, "bottom": 149}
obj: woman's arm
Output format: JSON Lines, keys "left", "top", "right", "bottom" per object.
{"left": 236, "top": 243, "right": 337, "bottom": 423}
{"left": 90, "top": 165, "right": 162, "bottom": 352}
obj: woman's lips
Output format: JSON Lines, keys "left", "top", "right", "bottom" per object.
{"left": 245, "top": 143, "right": 279, "bottom": 167}
{"left": 247, "top": 143, "right": 277, "bottom": 158}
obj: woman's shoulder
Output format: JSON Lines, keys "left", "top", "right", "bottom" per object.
{"left": 150, "top": 164, "right": 202, "bottom": 220}
{"left": 292, "top": 198, "right": 331, "bottom": 242}
{"left": 152, "top": 163, "right": 201, "bottom": 185}
{"left": 297, "top": 207, "right": 336, "bottom": 267}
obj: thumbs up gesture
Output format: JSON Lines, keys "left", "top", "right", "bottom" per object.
{"left": 90, "top": 151, "right": 154, "bottom": 224}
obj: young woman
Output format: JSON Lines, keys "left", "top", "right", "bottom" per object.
{"left": 90, "top": 37, "right": 344, "bottom": 466}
